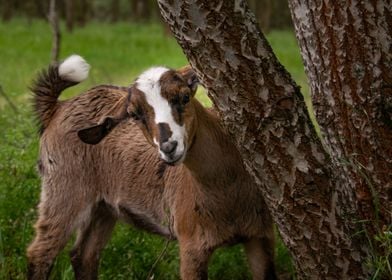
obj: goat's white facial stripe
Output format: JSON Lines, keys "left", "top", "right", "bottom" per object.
{"left": 136, "top": 67, "right": 186, "bottom": 162}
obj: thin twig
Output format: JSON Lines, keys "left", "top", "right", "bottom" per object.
{"left": 0, "top": 85, "right": 18, "bottom": 113}
{"left": 145, "top": 239, "right": 170, "bottom": 280}
{"left": 145, "top": 211, "right": 174, "bottom": 280}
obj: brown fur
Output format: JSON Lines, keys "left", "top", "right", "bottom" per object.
{"left": 27, "top": 64, "right": 277, "bottom": 280}
{"left": 30, "top": 64, "right": 77, "bottom": 134}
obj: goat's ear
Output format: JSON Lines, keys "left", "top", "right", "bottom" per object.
{"left": 178, "top": 65, "right": 199, "bottom": 95}
{"left": 78, "top": 116, "right": 123, "bottom": 145}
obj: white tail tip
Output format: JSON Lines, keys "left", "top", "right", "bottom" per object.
{"left": 59, "top": 54, "right": 90, "bottom": 83}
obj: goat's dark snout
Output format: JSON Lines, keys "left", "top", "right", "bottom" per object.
{"left": 161, "top": 141, "right": 178, "bottom": 155}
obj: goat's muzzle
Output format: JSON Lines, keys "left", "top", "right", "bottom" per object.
{"left": 159, "top": 140, "right": 185, "bottom": 165}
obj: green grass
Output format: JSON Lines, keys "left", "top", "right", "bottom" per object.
{"left": 371, "top": 228, "right": 392, "bottom": 279}
{"left": 0, "top": 18, "right": 305, "bottom": 279}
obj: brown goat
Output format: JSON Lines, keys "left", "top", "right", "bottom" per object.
{"left": 27, "top": 55, "right": 277, "bottom": 280}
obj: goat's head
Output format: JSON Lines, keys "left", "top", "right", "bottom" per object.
{"left": 78, "top": 66, "right": 199, "bottom": 165}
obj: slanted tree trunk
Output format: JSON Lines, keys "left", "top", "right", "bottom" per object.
{"left": 158, "top": 0, "right": 391, "bottom": 278}
{"left": 288, "top": 0, "right": 392, "bottom": 235}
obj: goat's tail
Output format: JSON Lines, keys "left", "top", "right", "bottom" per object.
{"left": 31, "top": 54, "right": 90, "bottom": 133}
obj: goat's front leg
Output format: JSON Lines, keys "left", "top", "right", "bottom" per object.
{"left": 70, "top": 202, "right": 116, "bottom": 280}
{"left": 178, "top": 239, "right": 213, "bottom": 280}
{"left": 244, "top": 237, "right": 277, "bottom": 280}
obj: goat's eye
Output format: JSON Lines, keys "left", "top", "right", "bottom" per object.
{"left": 182, "top": 94, "right": 190, "bottom": 104}
{"left": 171, "top": 96, "right": 180, "bottom": 105}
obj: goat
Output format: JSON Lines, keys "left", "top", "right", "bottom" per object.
{"left": 27, "top": 55, "right": 277, "bottom": 280}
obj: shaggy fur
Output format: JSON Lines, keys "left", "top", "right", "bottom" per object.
{"left": 27, "top": 58, "right": 277, "bottom": 280}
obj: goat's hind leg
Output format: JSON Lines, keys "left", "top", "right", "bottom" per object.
{"left": 27, "top": 219, "right": 70, "bottom": 279}
{"left": 70, "top": 201, "right": 116, "bottom": 280}
{"left": 244, "top": 237, "right": 278, "bottom": 280}
{"left": 27, "top": 199, "right": 82, "bottom": 279}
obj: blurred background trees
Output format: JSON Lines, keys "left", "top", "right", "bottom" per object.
{"left": 0, "top": 0, "right": 293, "bottom": 32}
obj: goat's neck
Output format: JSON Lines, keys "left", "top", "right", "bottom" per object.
{"left": 183, "top": 101, "right": 244, "bottom": 187}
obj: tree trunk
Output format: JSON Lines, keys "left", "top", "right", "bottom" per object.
{"left": 288, "top": 0, "right": 392, "bottom": 234}
{"left": 48, "top": 0, "right": 60, "bottom": 63}
{"left": 157, "top": 0, "right": 389, "bottom": 278}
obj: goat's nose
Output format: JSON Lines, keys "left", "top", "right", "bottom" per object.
{"left": 161, "top": 141, "right": 178, "bottom": 155}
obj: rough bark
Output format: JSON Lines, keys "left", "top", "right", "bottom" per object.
{"left": 288, "top": 0, "right": 392, "bottom": 233}
{"left": 158, "top": 0, "right": 374, "bottom": 278}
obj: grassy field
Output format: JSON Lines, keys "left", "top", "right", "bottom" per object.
{"left": 0, "top": 19, "right": 308, "bottom": 279}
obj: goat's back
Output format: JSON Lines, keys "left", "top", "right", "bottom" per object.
{"left": 38, "top": 85, "right": 169, "bottom": 221}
